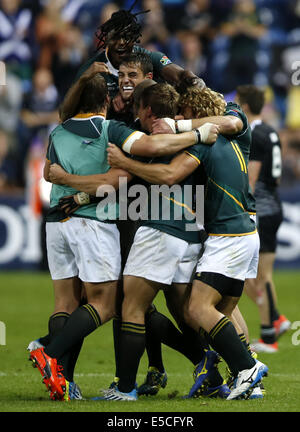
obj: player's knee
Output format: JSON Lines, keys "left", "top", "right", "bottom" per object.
{"left": 122, "top": 299, "right": 145, "bottom": 323}
{"left": 185, "top": 300, "right": 209, "bottom": 328}
{"left": 54, "top": 299, "right": 79, "bottom": 315}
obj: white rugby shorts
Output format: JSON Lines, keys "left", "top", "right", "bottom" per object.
{"left": 46, "top": 217, "right": 121, "bottom": 282}
{"left": 123, "top": 226, "right": 201, "bottom": 284}
{"left": 196, "top": 232, "right": 260, "bottom": 281}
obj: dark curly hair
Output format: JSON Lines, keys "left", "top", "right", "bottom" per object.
{"left": 95, "top": 1, "right": 150, "bottom": 51}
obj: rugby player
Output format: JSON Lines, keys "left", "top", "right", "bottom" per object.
{"left": 236, "top": 85, "right": 291, "bottom": 353}
{"left": 107, "top": 86, "right": 269, "bottom": 401}
{"left": 50, "top": 80, "right": 226, "bottom": 399}
{"left": 59, "top": 2, "right": 204, "bottom": 123}
{"left": 29, "top": 76, "right": 218, "bottom": 401}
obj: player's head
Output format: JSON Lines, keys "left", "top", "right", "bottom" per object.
{"left": 179, "top": 86, "right": 226, "bottom": 119}
{"left": 235, "top": 85, "right": 265, "bottom": 115}
{"left": 118, "top": 53, "right": 153, "bottom": 101}
{"left": 95, "top": 1, "right": 150, "bottom": 68}
{"left": 132, "top": 79, "right": 156, "bottom": 119}
{"left": 77, "top": 74, "right": 109, "bottom": 115}
{"left": 137, "top": 83, "right": 179, "bottom": 132}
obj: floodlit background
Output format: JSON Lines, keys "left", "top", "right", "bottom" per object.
{"left": 0, "top": 0, "right": 300, "bottom": 412}
{"left": 0, "top": 0, "right": 300, "bottom": 271}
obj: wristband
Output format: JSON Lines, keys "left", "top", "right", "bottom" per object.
{"left": 197, "top": 122, "right": 214, "bottom": 143}
{"left": 194, "top": 129, "right": 202, "bottom": 145}
{"left": 76, "top": 192, "right": 90, "bottom": 205}
{"left": 176, "top": 119, "right": 193, "bottom": 132}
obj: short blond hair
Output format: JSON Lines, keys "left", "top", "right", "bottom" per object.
{"left": 179, "top": 86, "right": 226, "bottom": 119}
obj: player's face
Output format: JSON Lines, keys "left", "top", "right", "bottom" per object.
{"left": 137, "top": 101, "right": 151, "bottom": 132}
{"left": 118, "top": 64, "right": 147, "bottom": 101}
{"left": 106, "top": 34, "right": 135, "bottom": 69}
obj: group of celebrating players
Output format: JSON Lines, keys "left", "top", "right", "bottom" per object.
{"left": 27, "top": 1, "right": 290, "bottom": 403}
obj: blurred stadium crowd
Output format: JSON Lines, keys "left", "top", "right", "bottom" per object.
{"left": 0, "top": 0, "right": 300, "bottom": 198}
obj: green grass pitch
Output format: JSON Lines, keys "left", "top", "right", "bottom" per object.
{"left": 0, "top": 270, "right": 300, "bottom": 412}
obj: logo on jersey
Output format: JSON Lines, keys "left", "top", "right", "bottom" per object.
{"left": 160, "top": 56, "right": 172, "bottom": 66}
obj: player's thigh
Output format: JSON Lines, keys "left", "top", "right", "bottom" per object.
{"left": 257, "top": 252, "right": 276, "bottom": 280}
{"left": 216, "top": 295, "right": 240, "bottom": 317}
{"left": 84, "top": 280, "right": 118, "bottom": 323}
{"left": 165, "top": 283, "right": 191, "bottom": 323}
{"left": 189, "top": 279, "right": 223, "bottom": 311}
{"left": 122, "top": 275, "right": 160, "bottom": 322}
{"left": 186, "top": 279, "right": 223, "bottom": 330}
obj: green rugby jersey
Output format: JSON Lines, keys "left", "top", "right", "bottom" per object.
{"left": 46, "top": 114, "right": 140, "bottom": 222}
{"left": 141, "top": 154, "right": 201, "bottom": 243}
{"left": 185, "top": 134, "right": 256, "bottom": 237}
{"left": 75, "top": 45, "right": 172, "bottom": 98}
{"left": 224, "top": 102, "right": 256, "bottom": 215}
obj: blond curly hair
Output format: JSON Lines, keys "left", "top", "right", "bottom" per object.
{"left": 179, "top": 86, "right": 226, "bottom": 119}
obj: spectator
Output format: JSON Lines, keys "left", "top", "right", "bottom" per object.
{"left": 0, "top": 72, "right": 23, "bottom": 145}
{"left": 214, "top": 0, "right": 267, "bottom": 92}
{"left": 140, "top": 0, "right": 169, "bottom": 49}
{"left": 0, "top": 0, "right": 36, "bottom": 86}
{"left": 160, "top": 0, "right": 186, "bottom": 32}
{"left": 0, "top": 131, "right": 18, "bottom": 193}
{"left": 176, "top": 31, "right": 207, "bottom": 80}
{"left": 18, "top": 68, "right": 60, "bottom": 186}
{"left": 51, "top": 24, "right": 88, "bottom": 98}
{"left": 179, "top": 0, "right": 213, "bottom": 41}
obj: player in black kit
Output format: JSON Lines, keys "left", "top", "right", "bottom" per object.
{"left": 236, "top": 85, "right": 290, "bottom": 353}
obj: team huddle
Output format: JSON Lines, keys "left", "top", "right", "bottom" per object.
{"left": 27, "top": 3, "right": 288, "bottom": 403}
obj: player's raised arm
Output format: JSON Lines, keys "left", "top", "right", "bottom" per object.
{"left": 59, "top": 62, "right": 110, "bottom": 122}
{"left": 161, "top": 63, "right": 205, "bottom": 92}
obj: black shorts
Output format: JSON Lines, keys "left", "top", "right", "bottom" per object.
{"left": 258, "top": 212, "right": 283, "bottom": 253}
{"left": 194, "top": 271, "right": 244, "bottom": 297}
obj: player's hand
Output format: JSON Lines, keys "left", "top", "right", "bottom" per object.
{"left": 177, "top": 70, "right": 206, "bottom": 93}
{"left": 112, "top": 92, "right": 131, "bottom": 113}
{"left": 58, "top": 195, "right": 80, "bottom": 215}
{"left": 80, "top": 62, "right": 110, "bottom": 82}
{"left": 107, "top": 143, "right": 127, "bottom": 168}
{"left": 197, "top": 123, "right": 220, "bottom": 145}
{"left": 49, "top": 163, "right": 68, "bottom": 185}
{"left": 152, "top": 118, "right": 175, "bottom": 135}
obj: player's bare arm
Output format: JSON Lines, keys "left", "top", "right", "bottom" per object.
{"left": 108, "top": 144, "right": 199, "bottom": 186}
{"left": 43, "top": 159, "right": 51, "bottom": 182}
{"left": 152, "top": 116, "right": 243, "bottom": 136}
{"left": 126, "top": 123, "right": 219, "bottom": 157}
{"left": 161, "top": 63, "right": 205, "bottom": 91}
{"left": 59, "top": 62, "right": 110, "bottom": 122}
{"left": 49, "top": 163, "right": 132, "bottom": 196}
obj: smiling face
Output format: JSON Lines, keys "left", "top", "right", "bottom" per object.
{"left": 106, "top": 34, "right": 135, "bottom": 69}
{"left": 118, "top": 63, "right": 150, "bottom": 101}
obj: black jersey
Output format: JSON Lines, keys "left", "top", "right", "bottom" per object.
{"left": 250, "top": 120, "right": 282, "bottom": 217}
